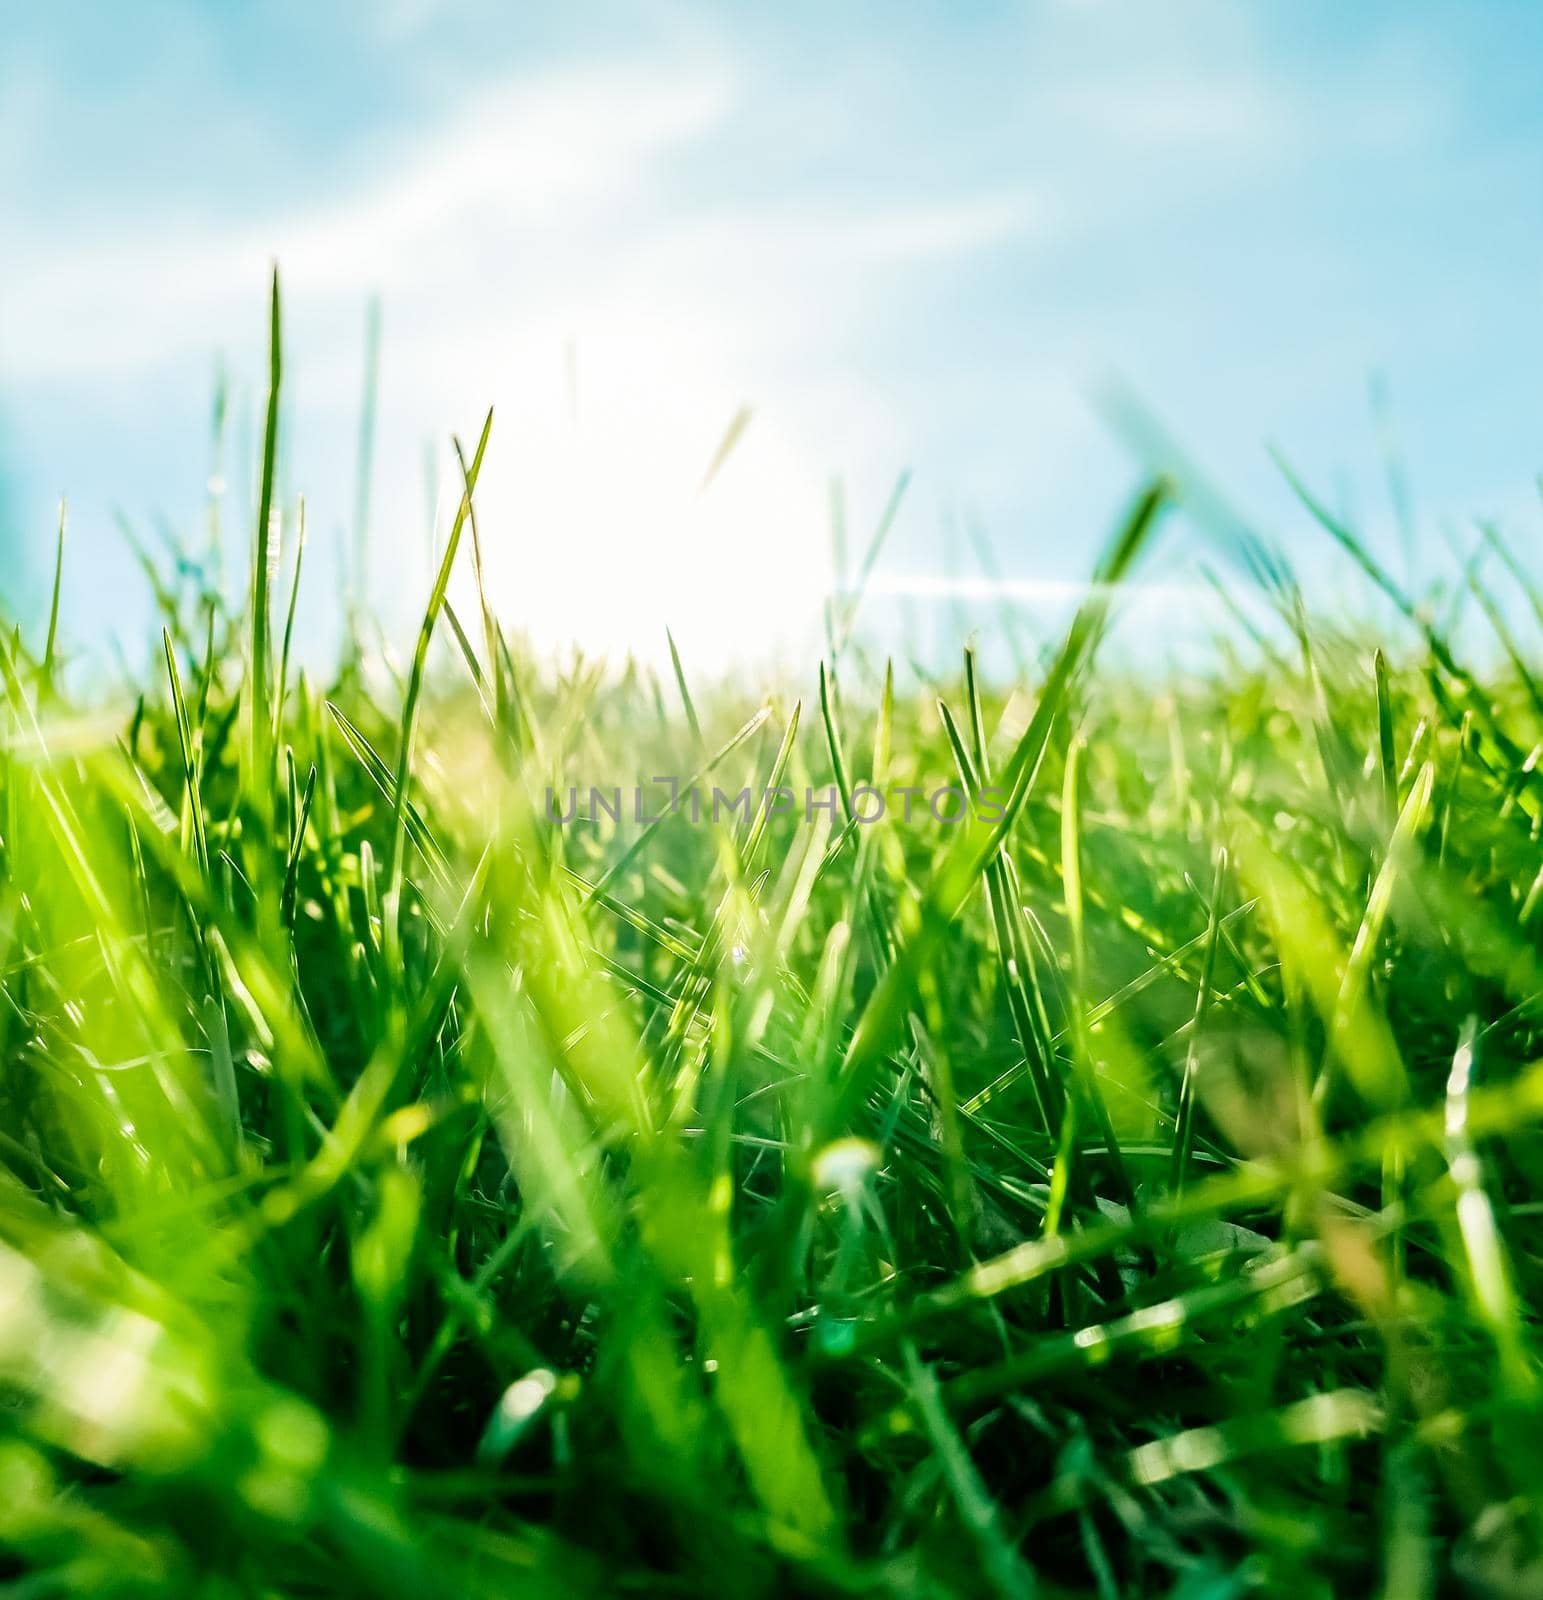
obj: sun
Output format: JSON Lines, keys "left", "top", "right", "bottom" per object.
{"left": 449, "top": 320, "right": 832, "bottom": 678}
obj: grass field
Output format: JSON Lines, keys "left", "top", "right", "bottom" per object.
{"left": 3, "top": 285, "right": 1543, "bottom": 1597}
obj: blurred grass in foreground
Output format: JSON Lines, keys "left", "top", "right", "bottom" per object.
{"left": 3, "top": 279, "right": 1543, "bottom": 1597}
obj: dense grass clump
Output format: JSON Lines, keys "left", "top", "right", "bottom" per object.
{"left": 3, "top": 294, "right": 1543, "bottom": 1597}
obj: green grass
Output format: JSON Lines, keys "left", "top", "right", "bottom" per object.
{"left": 3, "top": 286, "right": 1543, "bottom": 1597}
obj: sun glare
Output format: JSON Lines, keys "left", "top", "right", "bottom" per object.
{"left": 456, "top": 325, "right": 830, "bottom": 675}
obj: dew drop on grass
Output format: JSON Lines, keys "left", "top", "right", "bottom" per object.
{"left": 812, "top": 1137, "right": 880, "bottom": 1194}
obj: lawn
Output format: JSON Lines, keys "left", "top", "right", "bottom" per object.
{"left": 2, "top": 282, "right": 1542, "bottom": 1597}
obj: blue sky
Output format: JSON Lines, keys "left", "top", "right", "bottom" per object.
{"left": 3, "top": 1, "right": 1542, "bottom": 675}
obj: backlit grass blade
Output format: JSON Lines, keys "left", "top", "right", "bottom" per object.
{"left": 383, "top": 410, "right": 493, "bottom": 969}
{"left": 832, "top": 480, "right": 1168, "bottom": 1132}
{"left": 1171, "top": 845, "right": 1226, "bottom": 1195}
{"left": 249, "top": 266, "right": 282, "bottom": 794}
{"left": 42, "top": 498, "right": 65, "bottom": 699}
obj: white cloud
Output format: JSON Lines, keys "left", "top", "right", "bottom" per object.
{"left": 0, "top": 63, "right": 734, "bottom": 379}
{"left": 25, "top": 3, "right": 1480, "bottom": 674}
{"left": 1, "top": 49, "right": 1048, "bottom": 670}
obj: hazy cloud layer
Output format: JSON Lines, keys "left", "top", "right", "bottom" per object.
{"left": 3, "top": 2, "right": 1541, "bottom": 671}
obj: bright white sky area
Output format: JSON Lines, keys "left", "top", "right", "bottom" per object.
{"left": 4, "top": 2, "right": 1543, "bottom": 678}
